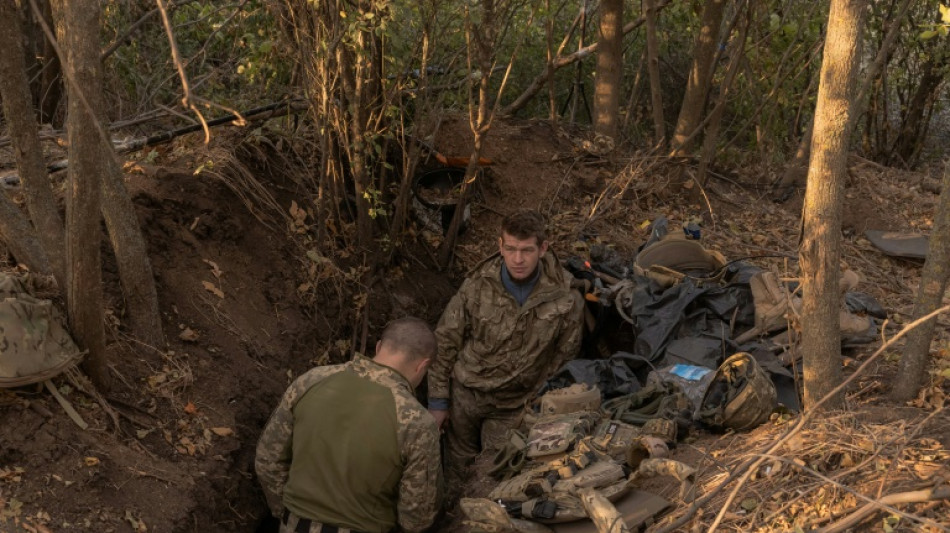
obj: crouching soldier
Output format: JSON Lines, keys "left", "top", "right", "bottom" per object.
{"left": 255, "top": 317, "right": 442, "bottom": 533}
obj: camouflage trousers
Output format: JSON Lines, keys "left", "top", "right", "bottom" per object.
{"left": 279, "top": 511, "right": 366, "bottom": 533}
{"left": 445, "top": 382, "right": 522, "bottom": 497}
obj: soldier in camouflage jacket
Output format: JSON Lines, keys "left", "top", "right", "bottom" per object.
{"left": 256, "top": 318, "right": 442, "bottom": 533}
{"left": 427, "top": 210, "right": 584, "bottom": 493}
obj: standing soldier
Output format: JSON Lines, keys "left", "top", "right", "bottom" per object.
{"left": 427, "top": 209, "right": 584, "bottom": 493}
{"left": 256, "top": 317, "right": 442, "bottom": 533}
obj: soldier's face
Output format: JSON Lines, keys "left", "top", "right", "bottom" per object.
{"left": 499, "top": 232, "right": 548, "bottom": 281}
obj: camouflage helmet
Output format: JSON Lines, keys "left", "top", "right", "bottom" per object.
{"left": 698, "top": 352, "right": 777, "bottom": 431}
{"left": 539, "top": 383, "right": 601, "bottom": 415}
{"left": 634, "top": 234, "right": 726, "bottom": 287}
{"left": 0, "top": 274, "right": 83, "bottom": 388}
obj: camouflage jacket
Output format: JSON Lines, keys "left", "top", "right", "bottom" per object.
{"left": 429, "top": 252, "right": 584, "bottom": 409}
{"left": 255, "top": 355, "right": 442, "bottom": 533}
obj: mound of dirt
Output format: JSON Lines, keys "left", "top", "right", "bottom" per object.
{"left": 1, "top": 116, "right": 948, "bottom": 533}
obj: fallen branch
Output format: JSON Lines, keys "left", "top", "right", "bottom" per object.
{"left": 6, "top": 100, "right": 308, "bottom": 177}
{"left": 818, "top": 485, "right": 950, "bottom": 533}
{"left": 111, "top": 99, "right": 308, "bottom": 153}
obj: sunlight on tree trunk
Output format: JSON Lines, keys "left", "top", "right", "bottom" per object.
{"left": 669, "top": 0, "right": 726, "bottom": 156}
{"left": 60, "top": 0, "right": 109, "bottom": 389}
{"left": 594, "top": 0, "right": 622, "bottom": 141}
{"left": 0, "top": 0, "right": 66, "bottom": 287}
{"left": 892, "top": 163, "right": 950, "bottom": 402}
{"left": 800, "top": 0, "right": 867, "bottom": 411}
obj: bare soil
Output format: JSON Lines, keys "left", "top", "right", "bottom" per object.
{"left": 0, "top": 114, "right": 948, "bottom": 533}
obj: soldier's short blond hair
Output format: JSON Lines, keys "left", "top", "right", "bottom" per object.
{"left": 379, "top": 317, "right": 436, "bottom": 361}
{"left": 501, "top": 209, "right": 547, "bottom": 245}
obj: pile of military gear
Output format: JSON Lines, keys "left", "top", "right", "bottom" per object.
{"left": 565, "top": 216, "right": 887, "bottom": 415}
{"left": 466, "top": 383, "right": 697, "bottom": 533}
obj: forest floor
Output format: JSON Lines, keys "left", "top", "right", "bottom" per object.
{"left": 0, "top": 113, "right": 948, "bottom": 533}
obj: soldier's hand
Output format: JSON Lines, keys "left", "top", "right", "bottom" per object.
{"left": 428, "top": 408, "right": 449, "bottom": 431}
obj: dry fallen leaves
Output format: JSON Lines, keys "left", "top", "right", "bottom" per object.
{"left": 201, "top": 280, "right": 224, "bottom": 299}
{"left": 178, "top": 327, "right": 199, "bottom": 342}
{"left": 210, "top": 427, "right": 234, "bottom": 437}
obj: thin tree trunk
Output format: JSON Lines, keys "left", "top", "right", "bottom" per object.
{"left": 545, "top": 0, "right": 556, "bottom": 120}
{"left": 669, "top": 0, "right": 727, "bottom": 156}
{"left": 889, "top": 51, "right": 946, "bottom": 167}
{"left": 799, "top": 0, "right": 867, "bottom": 411}
{"left": 100, "top": 154, "right": 165, "bottom": 349}
{"left": 594, "top": 0, "right": 622, "bottom": 140}
{"left": 60, "top": 0, "right": 109, "bottom": 389}
{"left": 54, "top": 3, "right": 165, "bottom": 349}
{"left": 501, "top": 1, "right": 672, "bottom": 117}
{"left": 439, "top": 0, "right": 496, "bottom": 269}
{"left": 777, "top": 0, "right": 912, "bottom": 197}
{"left": 0, "top": 0, "right": 66, "bottom": 287}
{"left": 35, "top": 0, "right": 61, "bottom": 125}
{"left": 891, "top": 164, "right": 950, "bottom": 401}
{"left": 644, "top": 0, "right": 665, "bottom": 144}
{"left": 696, "top": 1, "right": 750, "bottom": 188}
{"left": 569, "top": 0, "right": 588, "bottom": 123}
{"left": 0, "top": 193, "right": 52, "bottom": 274}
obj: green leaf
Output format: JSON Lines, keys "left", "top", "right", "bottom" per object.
{"left": 920, "top": 29, "right": 939, "bottom": 40}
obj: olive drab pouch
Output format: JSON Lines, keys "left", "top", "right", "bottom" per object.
{"left": 587, "top": 420, "right": 641, "bottom": 459}
{"left": 0, "top": 273, "right": 83, "bottom": 388}
{"left": 539, "top": 383, "right": 602, "bottom": 416}
{"left": 698, "top": 352, "right": 777, "bottom": 431}
{"left": 526, "top": 411, "right": 601, "bottom": 459}
{"left": 601, "top": 381, "right": 692, "bottom": 430}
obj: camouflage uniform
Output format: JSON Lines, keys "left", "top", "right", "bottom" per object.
{"left": 429, "top": 252, "right": 584, "bottom": 487}
{"left": 255, "top": 355, "right": 442, "bottom": 533}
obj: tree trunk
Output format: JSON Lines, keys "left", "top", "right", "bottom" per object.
{"left": 644, "top": 0, "right": 665, "bottom": 144}
{"left": 889, "top": 51, "right": 946, "bottom": 167}
{"left": 0, "top": 193, "right": 52, "bottom": 274}
{"left": 669, "top": 0, "right": 726, "bottom": 156}
{"left": 0, "top": 0, "right": 67, "bottom": 288}
{"left": 101, "top": 153, "right": 166, "bottom": 349}
{"left": 593, "top": 0, "right": 622, "bottom": 141}
{"left": 60, "top": 0, "right": 109, "bottom": 389}
{"left": 799, "top": 0, "right": 866, "bottom": 411}
{"left": 696, "top": 3, "right": 750, "bottom": 189}
{"left": 776, "top": 0, "right": 912, "bottom": 198}
{"left": 891, "top": 164, "right": 950, "bottom": 401}
{"left": 56, "top": 2, "right": 166, "bottom": 349}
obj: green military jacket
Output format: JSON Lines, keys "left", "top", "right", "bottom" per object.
{"left": 255, "top": 355, "right": 441, "bottom": 533}
{"left": 429, "top": 252, "right": 584, "bottom": 409}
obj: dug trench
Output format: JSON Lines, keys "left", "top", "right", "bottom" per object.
{"left": 2, "top": 115, "right": 949, "bottom": 532}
